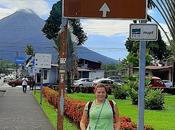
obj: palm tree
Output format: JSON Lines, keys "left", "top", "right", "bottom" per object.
{"left": 24, "top": 44, "right": 35, "bottom": 56}
{"left": 148, "top": 0, "right": 175, "bottom": 86}
{"left": 149, "top": 0, "right": 175, "bottom": 40}
{"left": 24, "top": 44, "right": 35, "bottom": 67}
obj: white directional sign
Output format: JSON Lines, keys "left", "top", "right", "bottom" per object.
{"left": 99, "top": 3, "right": 110, "bottom": 17}
{"left": 129, "top": 24, "right": 158, "bottom": 41}
{"left": 34, "top": 53, "right": 52, "bottom": 69}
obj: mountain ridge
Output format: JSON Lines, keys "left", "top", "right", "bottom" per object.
{"left": 0, "top": 9, "right": 116, "bottom": 64}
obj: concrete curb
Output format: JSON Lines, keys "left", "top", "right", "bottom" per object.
{"left": 32, "top": 92, "right": 56, "bottom": 130}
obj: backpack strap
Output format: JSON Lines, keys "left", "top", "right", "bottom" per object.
{"left": 87, "top": 101, "right": 92, "bottom": 119}
{"left": 109, "top": 100, "right": 116, "bottom": 120}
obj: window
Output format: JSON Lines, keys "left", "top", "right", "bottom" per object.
{"left": 44, "top": 70, "right": 47, "bottom": 80}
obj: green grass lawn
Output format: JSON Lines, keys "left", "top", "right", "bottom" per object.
{"left": 33, "top": 91, "right": 175, "bottom": 130}
{"left": 67, "top": 93, "right": 175, "bottom": 130}
{"left": 33, "top": 91, "right": 78, "bottom": 130}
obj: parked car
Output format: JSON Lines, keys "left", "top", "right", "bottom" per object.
{"left": 3, "top": 76, "right": 13, "bottom": 83}
{"left": 107, "top": 76, "right": 123, "bottom": 85}
{"left": 8, "top": 77, "right": 33, "bottom": 87}
{"left": 72, "top": 78, "right": 94, "bottom": 93}
{"left": 93, "top": 78, "right": 114, "bottom": 94}
{"left": 107, "top": 76, "right": 120, "bottom": 80}
{"left": 162, "top": 80, "right": 173, "bottom": 88}
{"left": 73, "top": 78, "right": 93, "bottom": 87}
{"left": 149, "top": 76, "right": 166, "bottom": 88}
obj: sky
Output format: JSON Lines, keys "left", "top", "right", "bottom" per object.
{"left": 0, "top": 0, "right": 171, "bottom": 60}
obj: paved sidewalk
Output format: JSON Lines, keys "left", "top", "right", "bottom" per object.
{"left": 0, "top": 87, "right": 54, "bottom": 130}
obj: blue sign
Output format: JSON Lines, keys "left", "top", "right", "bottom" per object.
{"left": 15, "top": 57, "right": 25, "bottom": 64}
{"left": 132, "top": 28, "right": 141, "bottom": 34}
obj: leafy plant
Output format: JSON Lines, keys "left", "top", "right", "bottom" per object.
{"left": 128, "top": 80, "right": 139, "bottom": 105}
{"left": 113, "top": 83, "right": 129, "bottom": 99}
{"left": 145, "top": 89, "right": 164, "bottom": 110}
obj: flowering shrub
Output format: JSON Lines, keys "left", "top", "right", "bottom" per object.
{"left": 120, "top": 117, "right": 137, "bottom": 130}
{"left": 42, "top": 87, "right": 58, "bottom": 108}
{"left": 42, "top": 87, "right": 154, "bottom": 130}
{"left": 64, "top": 98, "right": 86, "bottom": 124}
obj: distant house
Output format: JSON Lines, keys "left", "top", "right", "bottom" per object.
{"left": 77, "top": 58, "right": 104, "bottom": 79}
{"left": 25, "top": 54, "right": 107, "bottom": 84}
{"left": 133, "top": 65, "right": 173, "bottom": 81}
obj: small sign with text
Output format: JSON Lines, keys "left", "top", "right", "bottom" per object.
{"left": 129, "top": 24, "right": 158, "bottom": 41}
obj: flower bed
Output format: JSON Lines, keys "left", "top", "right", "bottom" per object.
{"left": 42, "top": 87, "right": 153, "bottom": 130}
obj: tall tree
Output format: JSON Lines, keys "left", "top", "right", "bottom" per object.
{"left": 125, "top": 30, "right": 170, "bottom": 66}
{"left": 42, "top": 1, "right": 87, "bottom": 45}
{"left": 42, "top": 1, "right": 87, "bottom": 89}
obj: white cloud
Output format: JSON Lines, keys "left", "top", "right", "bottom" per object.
{"left": 0, "top": 0, "right": 50, "bottom": 19}
{"left": 81, "top": 19, "right": 172, "bottom": 44}
{"left": 0, "top": 8, "right": 14, "bottom": 19}
{"left": 81, "top": 19, "right": 133, "bottom": 37}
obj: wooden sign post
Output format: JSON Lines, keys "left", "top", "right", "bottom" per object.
{"left": 57, "top": 18, "right": 68, "bottom": 130}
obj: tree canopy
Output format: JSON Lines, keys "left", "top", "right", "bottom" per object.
{"left": 125, "top": 30, "right": 170, "bottom": 66}
{"left": 42, "top": 1, "right": 87, "bottom": 45}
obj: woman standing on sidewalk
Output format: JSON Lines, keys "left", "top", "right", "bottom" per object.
{"left": 80, "top": 83, "right": 120, "bottom": 130}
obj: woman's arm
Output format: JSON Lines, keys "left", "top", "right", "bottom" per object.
{"left": 80, "top": 108, "right": 88, "bottom": 130}
{"left": 114, "top": 105, "right": 120, "bottom": 130}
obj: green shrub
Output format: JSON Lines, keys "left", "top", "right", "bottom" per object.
{"left": 130, "top": 87, "right": 138, "bottom": 105}
{"left": 113, "top": 83, "right": 129, "bottom": 99}
{"left": 129, "top": 80, "right": 139, "bottom": 105}
{"left": 145, "top": 89, "right": 164, "bottom": 110}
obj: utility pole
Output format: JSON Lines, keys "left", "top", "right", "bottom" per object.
{"left": 57, "top": 18, "right": 68, "bottom": 130}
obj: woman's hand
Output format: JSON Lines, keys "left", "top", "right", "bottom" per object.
{"left": 114, "top": 105, "right": 120, "bottom": 130}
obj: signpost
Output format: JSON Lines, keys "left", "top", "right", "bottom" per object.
{"left": 34, "top": 53, "right": 51, "bottom": 105}
{"left": 34, "top": 53, "right": 52, "bottom": 69}
{"left": 61, "top": 1, "right": 147, "bottom": 130}
{"left": 129, "top": 21, "right": 158, "bottom": 130}
{"left": 57, "top": 18, "right": 68, "bottom": 130}
{"left": 63, "top": 0, "right": 146, "bottom": 19}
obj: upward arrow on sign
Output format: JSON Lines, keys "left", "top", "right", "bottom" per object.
{"left": 99, "top": 3, "right": 110, "bottom": 17}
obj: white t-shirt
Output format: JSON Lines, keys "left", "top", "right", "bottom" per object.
{"left": 22, "top": 78, "right": 28, "bottom": 86}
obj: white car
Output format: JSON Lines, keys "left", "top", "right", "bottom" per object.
{"left": 93, "top": 78, "right": 114, "bottom": 94}
{"left": 162, "top": 80, "right": 173, "bottom": 88}
{"left": 93, "top": 78, "right": 114, "bottom": 85}
{"left": 73, "top": 78, "right": 93, "bottom": 87}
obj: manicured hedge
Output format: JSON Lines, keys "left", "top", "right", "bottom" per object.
{"left": 43, "top": 87, "right": 153, "bottom": 130}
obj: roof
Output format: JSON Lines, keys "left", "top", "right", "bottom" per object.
{"left": 134, "top": 65, "right": 172, "bottom": 70}
{"left": 146, "top": 65, "right": 172, "bottom": 70}
{"left": 77, "top": 67, "right": 93, "bottom": 72}
{"left": 151, "top": 76, "right": 160, "bottom": 80}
